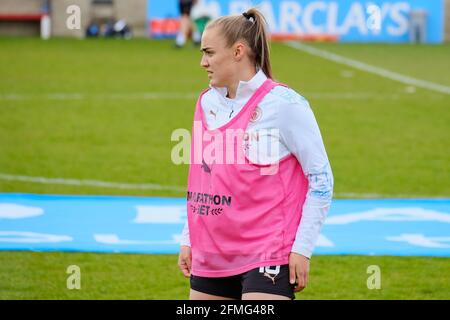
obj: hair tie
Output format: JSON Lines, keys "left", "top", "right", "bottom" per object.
{"left": 242, "top": 12, "right": 253, "bottom": 22}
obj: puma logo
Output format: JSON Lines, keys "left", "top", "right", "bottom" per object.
{"left": 263, "top": 272, "right": 277, "bottom": 285}
{"left": 209, "top": 110, "right": 217, "bottom": 119}
{"left": 259, "top": 266, "right": 280, "bottom": 285}
{"left": 201, "top": 159, "right": 211, "bottom": 173}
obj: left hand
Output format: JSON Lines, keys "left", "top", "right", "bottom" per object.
{"left": 288, "top": 252, "right": 310, "bottom": 292}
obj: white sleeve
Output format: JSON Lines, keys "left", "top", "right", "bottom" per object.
{"left": 180, "top": 219, "right": 191, "bottom": 247}
{"left": 278, "top": 95, "right": 334, "bottom": 259}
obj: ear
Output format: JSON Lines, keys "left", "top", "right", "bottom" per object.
{"left": 233, "top": 42, "right": 246, "bottom": 61}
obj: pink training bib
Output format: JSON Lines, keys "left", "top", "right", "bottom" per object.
{"left": 187, "top": 78, "right": 309, "bottom": 277}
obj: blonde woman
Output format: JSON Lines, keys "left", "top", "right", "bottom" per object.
{"left": 178, "top": 8, "right": 333, "bottom": 300}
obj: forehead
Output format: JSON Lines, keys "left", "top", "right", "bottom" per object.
{"left": 201, "top": 27, "right": 223, "bottom": 48}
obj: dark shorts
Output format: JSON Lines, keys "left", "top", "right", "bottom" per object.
{"left": 190, "top": 265, "right": 295, "bottom": 300}
{"left": 179, "top": 0, "right": 194, "bottom": 15}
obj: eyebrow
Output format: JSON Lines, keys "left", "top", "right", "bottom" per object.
{"left": 200, "top": 47, "right": 213, "bottom": 52}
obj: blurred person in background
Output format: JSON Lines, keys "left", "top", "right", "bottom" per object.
{"left": 114, "top": 19, "right": 132, "bottom": 39}
{"left": 178, "top": 8, "right": 333, "bottom": 300}
{"left": 190, "top": 0, "right": 217, "bottom": 45}
{"left": 100, "top": 18, "right": 115, "bottom": 37}
{"left": 175, "top": 0, "right": 200, "bottom": 48}
{"left": 86, "top": 21, "right": 99, "bottom": 37}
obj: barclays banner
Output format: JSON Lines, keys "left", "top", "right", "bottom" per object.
{"left": 147, "top": 0, "right": 444, "bottom": 43}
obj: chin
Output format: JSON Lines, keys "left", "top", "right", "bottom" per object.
{"left": 209, "top": 79, "right": 223, "bottom": 87}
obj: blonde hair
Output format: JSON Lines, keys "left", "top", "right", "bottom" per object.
{"left": 205, "top": 8, "right": 273, "bottom": 79}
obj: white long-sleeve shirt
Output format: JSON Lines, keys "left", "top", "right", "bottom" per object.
{"left": 180, "top": 70, "right": 333, "bottom": 259}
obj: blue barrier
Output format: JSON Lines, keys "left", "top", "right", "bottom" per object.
{"left": 147, "top": 0, "right": 444, "bottom": 43}
{"left": 1, "top": 193, "right": 449, "bottom": 256}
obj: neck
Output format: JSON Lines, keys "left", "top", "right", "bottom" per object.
{"left": 226, "top": 66, "right": 257, "bottom": 99}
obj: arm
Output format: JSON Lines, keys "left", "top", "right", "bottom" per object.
{"left": 180, "top": 219, "right": 190, "bottom": 247}
{"left": 278, "top": 93, "right": 334, "bottom": 290}
{"left": 178, "top": 220, "right": 192, "bottom": 277}
{"left": 291, "top": 165, "right": 333, "bottom": 258}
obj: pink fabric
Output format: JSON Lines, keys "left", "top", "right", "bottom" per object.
{"left": 187, "top": 79, "right": 309, "bottom": 277}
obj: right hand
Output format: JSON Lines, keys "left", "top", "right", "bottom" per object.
{"left": 178, "top": 245, "right": 192, "bottom": 278}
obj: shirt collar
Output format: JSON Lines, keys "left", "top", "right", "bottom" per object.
{"left": 210, "top": 69, "right": 268, "bottom": 102}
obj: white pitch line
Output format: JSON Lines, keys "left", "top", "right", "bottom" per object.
{"left": 0, "top": 173, "right": 185, "bottom": 192}
{"left": 0, "top": 173, "right": 447, "bottom": 199}
{"left": 286, "top": 41, "right": 450, "bottom": 96}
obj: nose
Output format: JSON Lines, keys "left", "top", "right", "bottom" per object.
{"left": 200, "top": 54, "right": 209, "bottom": 69}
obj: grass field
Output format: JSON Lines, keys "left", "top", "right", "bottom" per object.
{"left": 0, "top": 38, "right": 449, "bottom": 299}
{"left": 1, "top": 251, "right": 449, "bottom": 300}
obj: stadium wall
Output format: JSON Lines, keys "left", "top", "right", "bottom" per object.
{"left": 50, "top": 0, "right": 147, "bottom": 38}
{"left": 0, "top": 0, "right": 45, "bottom": 37}
{"left": 50, "top": 0, "right": 90, "bottom": 38}
{"left": 0, "top": 0, "right": 147, "bottom": 38}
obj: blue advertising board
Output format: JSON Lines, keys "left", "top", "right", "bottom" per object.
{"left": 147, "top": 0, "right": 444, "bottom": 43}
{"left": 1, "top": 193, "right": 450, "bottom": 256}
